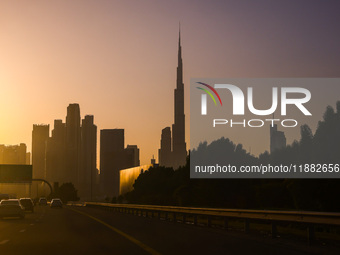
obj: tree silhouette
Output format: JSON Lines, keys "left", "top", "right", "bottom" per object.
{"left": 124, "top": 101, "right": 340, "bottom": 211}
{"left": 52, "top": 183, "right": 79, "bottom": 203}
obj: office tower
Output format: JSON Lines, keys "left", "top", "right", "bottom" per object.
{"left": 158, "top": 127, "right": 172, "bottom": 167}
{"left": 270, "top": 124, "right": 286, "bottom": 153}
{"left": 32, "top": 124, "right": 49, "bottom": 178}
{"left": 159, "top": 28, "right": 187, "bottom": 169}
{"left": 100, "top": 129, "right": 125, "bottom": 198}
{"left": 66, "top": 104, "right": 81, "bottom": 186}
{"left": 46, "top": 119, "right": 66, "bottom": 184}
{"left": 79, "top": 115, "right": 97, "bottom": 200}
{"left": 125, "top": 145, "right": 140, "bottom": 167}
{"left": 18, "top": 143, "right": 27, "bottom": 164}
{"left": 0, "top": 145, "right": 3, "bottom": 163}
{"left": 0, "top": 144, "right": 28, "bottom": 164}
{"left": 26, "top": 152, "right": 31, "bottom": 165}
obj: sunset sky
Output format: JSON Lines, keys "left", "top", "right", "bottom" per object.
{"left": 1, "top": 0, "right": 339, "bottom": 165}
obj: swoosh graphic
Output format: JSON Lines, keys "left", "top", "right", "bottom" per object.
{"left": 196, "top": 87, "right": 216, "bottom": 105}
{"left": 197, "top": 82, "right": 223, "bottom": 106}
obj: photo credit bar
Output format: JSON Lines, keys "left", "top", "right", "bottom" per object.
{"left": 190, "top": 78, "right": 340, "bottom": 178}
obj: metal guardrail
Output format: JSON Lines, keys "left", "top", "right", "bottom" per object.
{"left": 84, "top": 202, "right": 340, "bottom": 244}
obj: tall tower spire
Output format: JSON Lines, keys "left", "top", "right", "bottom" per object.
{"left": 179, "top": 22, "right": 181, "bottom": 47}
{"left": 172, "top": 25, "right": 187, "bottom": 169}
{"left": 159, "top": 26, "right": 187, "bottom": 169}
{"left": 177, "top": 23, "right": 183, "bottom": 90}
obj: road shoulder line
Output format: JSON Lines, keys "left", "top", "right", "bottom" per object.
{"left": 68, "top": 207, "right": 162, "bottom": 255}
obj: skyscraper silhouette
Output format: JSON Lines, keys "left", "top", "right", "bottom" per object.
{"left": 66, "top": 104, "right": 81, "bottom": 187}
{"left": 125, "top": 145, "right": 140, "bottom": 167}
{"left": 159, "top": 27, "right": 187, "bottom": 169}
{"left": 100, "top": 129, "right": 140, "bottom": 198}
{"left": 32, "top": 124, "right": 49, "bottom": 179}
{"left": 100, "top": 129, "right": 125, "bottom": 198}
{"left": 0, "top": 143, "right": 28, "bottom": 165}
{"left": 80, "top": 115, "right": 97, "bottom": 200}
{"left": 45, "top": 105, "right": 98, "bottom": 199}
{"left": 46, "top": 119, "right": 66, "bottom": 184}
{"left": 158, "top": 127, "right": 171, "bottom": 167}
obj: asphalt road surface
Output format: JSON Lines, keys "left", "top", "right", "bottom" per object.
{"left": 0, "top": 205, "right": 338, "bottom": 255}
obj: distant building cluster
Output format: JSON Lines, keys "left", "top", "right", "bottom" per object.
{"left": 30, "top": 30, "right": 188, "bottom": 200}
{"left": 32, "top": 104, "right": 99, "bottom": 200}
{"left": 30, "top": 103, "right": 141, "bottom": 200}
{"left": 0, "top": 29, "right": 291, "bottom": 201}
{"left": 1, "top": 30, "right": 288, "bottom": 201}
{"left": 2, "top": 31, "right": 188, "bottom": 200}
{"left": 0, "top": 144, "right": 30, "bottom": 165}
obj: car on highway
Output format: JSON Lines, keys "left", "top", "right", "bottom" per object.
{"left": 50, "top": 198, "right": 63, "bottom": 208}
{"left": 19, "top": 198, "right": 34, "bottom": 212}
{"left": 0, "top": 199, "right": 25, "bottom": 219}
{"left": 38, "top": 197, "right": 48, "bottom": 206}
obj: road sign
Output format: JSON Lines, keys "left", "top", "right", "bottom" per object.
{"left": 0, "top": 165, "right": 32, "bottom": 183}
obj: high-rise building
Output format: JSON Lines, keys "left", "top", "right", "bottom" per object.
{"left": 46, "top": 119, "right": 66, "bottom": 184}
{"left": 66, "top": 104, "right": 81, "bottom": 186}
{"left": 0, "top": 143, "right": 28, "bottom": 165}
{"left": 0, "top": 145, "right": 3, "bottom": 163}
{"left": 172, "top": 28, "right": 187, "bottom": 168}
{"left": 100, "top": 129, "right": 125, "bottom": 198}
{"left": 100, "top": 129, "right": 139, "bottom": 198}
{"left": 32, "top": 124, "right": 49, "bottom": 179}
{"left": 159, "top": 28, "right": 187, "bottom": 169}
{"left": 158, "top": 127, "right": 172, "bottom": 167}
{"left": 79, "top": 115, "right": 97, "bottom": 200}
{"left": 26, "top": 152, "right": 31, "bottom": 165}
{"left": 125, "top": 145, "right": 140, "bottom": 167}
{"left": 270, "top": 124, "right": 286, "bottom": 153}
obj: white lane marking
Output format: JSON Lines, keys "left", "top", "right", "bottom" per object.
{"left": 0, "top": 240, "right": 9, "bottom": 245}
{"left": 19, "top": 229, "right": 26, "bottom": 233}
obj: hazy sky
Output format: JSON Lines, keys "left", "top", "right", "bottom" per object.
{"left": 0, "top": 0, "right": 339, "bottom": 165}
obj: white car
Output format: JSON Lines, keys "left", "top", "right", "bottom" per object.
{"left": 50, "top": 198, "right": 63, "bottom": 208}
{"left": 38, "top": 197, "right": 48, "bottom": 206}
{"left": 0, "top": 199, "right": 25, "bottom": 219}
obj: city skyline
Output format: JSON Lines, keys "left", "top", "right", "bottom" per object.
{"left": 0, "top": 2, "right": 339, "bottom": 253}
{"left": 1, "top": 1, "right": 340, "bottom": 165}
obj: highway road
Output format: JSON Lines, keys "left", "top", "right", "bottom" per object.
{"left": 0, "top": 205, "right": 338, "bottom": 255}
